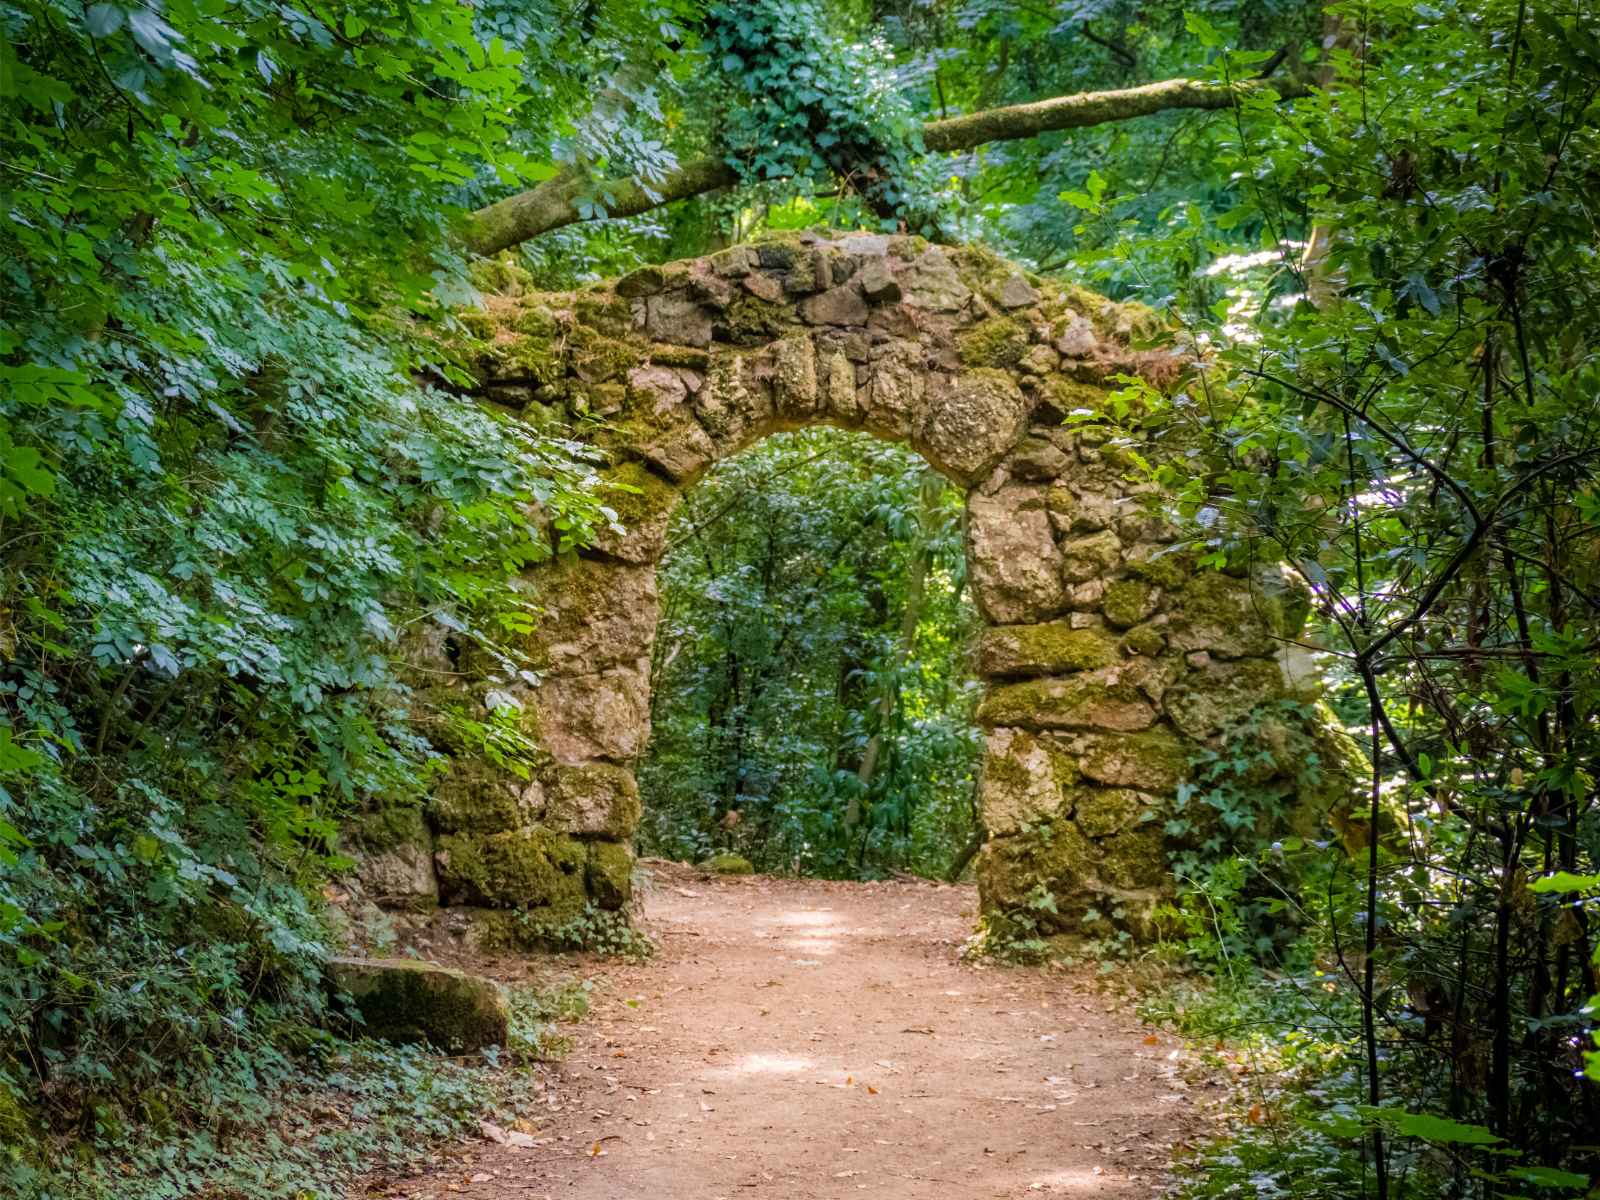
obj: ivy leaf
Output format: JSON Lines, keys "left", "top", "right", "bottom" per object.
{"left": 1528, "top": 871, "right": 1600, "bottom": 894}
{"left": 84, "top": 4, "right": 125, "bottom": 37}
{"left": 1356, "top": 1107, "right": 1503, "bottom": 1144}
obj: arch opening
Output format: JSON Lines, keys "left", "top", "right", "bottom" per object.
{"left": 638, "top": 427, "right": 981, "bottom": 881}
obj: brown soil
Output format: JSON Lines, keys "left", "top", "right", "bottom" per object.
{"left": 374, "top": 862, "right": 1203, "bottom": 1199}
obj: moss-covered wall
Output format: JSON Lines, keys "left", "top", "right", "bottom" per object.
{"left": 346, "top": 232, "right": 1351, "bottom": 947}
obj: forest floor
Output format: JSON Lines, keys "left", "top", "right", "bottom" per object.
{"left": 367, "top": 862, "right": 1211, "bottom": 1199}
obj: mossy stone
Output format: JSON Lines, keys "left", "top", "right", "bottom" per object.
{"left": 1071, "top": 786, "right": 1148, "bottom": 838}
{"left": 328, "top": 956, "right": 508, "bottom": 1052}
{"left": 1076, "top": 729, "right": 1191, "bottom": 791}
{"left": 701, "top": 852, "right": 754, "bottom": 875}
{"left": 1101, "top": 579, "right": 1159, "bottom": 629}
{"left": 1126, "top": 546, "right": 1194, "bottom": 590}
{"left": 1164, "top": 659, "right": 1288, "bottom": 740}
{"left": 349, "top": 801, "right": 430, "bottom": 851}
{"left": 543, "top": 761, "right": 642, "bottom": 839}
{"left": 980, "top": 727, "right": 1080, "bottom": 835}
{"left": 976, "top": 623, "right": 1120, "bottom": 678}
{"left": 957, "top": 316, "right": 1028, "bottom": 368}
{"left": 587, "top": 841, "right": 635, "bottom": 910}
{"left": 1119, "top": 622, "right": 1166, "bottom": 657}
{"left": 428, "top": 760, "right": 538, "bottom": 835}
{"left": 567, "top": 325, "right": 640, "bottom": 385}
{"left": 433, "top": 828, "right": 589, "bottom": 911}
{"left": 977, "top": 673, "right": 1157, "bottom": 733}
{"left": 591, "top": 460, "right": 681, "bottom": 563}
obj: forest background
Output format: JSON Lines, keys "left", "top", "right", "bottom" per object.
{"left": 2, "top": 0, "right": 1598, "bottom": 1197}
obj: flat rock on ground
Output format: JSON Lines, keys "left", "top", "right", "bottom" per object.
{"left": 371, "top": 862, "right": 1200, "bottom": 1199}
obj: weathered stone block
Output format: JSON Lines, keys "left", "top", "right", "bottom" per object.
{"left": 896, "top": 245, "right": 971, "bottom": 311}
{"left": 1072, "top": 786, "right": 1149, "bottom": 838}
{"left": 534, "top": 666, "right": 652, "bottom": 763}
{"left": 429, "top": 760, "right": 543, "bottom": 835}
{"left": 861, "top": 340, "right": 927, "bottom": 440}
{"left": 1076, "top": 729, "right": 1190, "bottom": 791}
{"left": 1101, "top": 578, "right": 1160, "bottom": 629}
{"left": 433, "top": 827, "right": 588, "bottom": 911}
{"left": 542, "top": 761, "right": 642, "bottom": 838}
{"left": 329, "top": 956, "right": 508, "bottom": 1051}
{"left": 586, "top": 840, "right": 634, "bottom": 909}
{"left": 590, "top": 461, "right": 681, "bottom": 564}
{"left": 975, "top": 623, "right": 1120, "bottom": 678}
{"left": 967, "top": 493, "right": 1065, "bottom": 624}
{"left": 799, "top": 283, "right": 869, "bottom": 326}
{"left": 347, "top": 805, "right": 438, "bottom": 909}
{"left": 644, "top": 290, "right": 712, "bottom": 347}
{"left": 694, "top": 352, "right": 777, "bottom": 450}
{"left": 1164, "top": 658, "right": 1288, "bottom": 740}
{"left": 916, "top": 371, "right": 1030, "bottom": 482}
{"left": 1060, "top": 530, "right": 1123, "bottom": 583}
{"left": 977, "top": 670, "right": 1158, "bottom": 732}
{"left": 526, "top": 557, "right": 659, "bottom": 673}
{"left": 979, "top": 727, "right": 1078, "bottom": 836}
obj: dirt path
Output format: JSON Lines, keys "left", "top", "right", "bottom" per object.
{"left": 381, "top": 863, "right": 1201, "bottom": 1198}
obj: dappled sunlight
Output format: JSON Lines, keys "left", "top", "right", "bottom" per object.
{"left": 1026, "top": 1166, "right": 1122, "bottom": 1191}
{"left": 773, "top": 909, "right": 837, "bottom": 927}
{"left": 704, "top": 1052, "right": 815, "bottom": 1081}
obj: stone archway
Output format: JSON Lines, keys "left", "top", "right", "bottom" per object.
{"left": 361, "top": 233, "right": 1350, "bottom": 947}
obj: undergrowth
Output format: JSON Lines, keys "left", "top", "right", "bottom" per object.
{"left": 3, "top": 973, "right": 595, "bottom": 1200}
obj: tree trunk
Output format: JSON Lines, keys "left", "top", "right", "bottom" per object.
{"left": 464, "top": 76, "right": 1308, "bottom": 256}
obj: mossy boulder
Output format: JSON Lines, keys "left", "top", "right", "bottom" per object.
{"left": 975, "top": 623, "right": 1120, "bottom": 679}
{"left": 586, "top": 840, "right": 635, "bottom": 910}
{"left": 328, "top": 956, "right": 508, "bottom": 1052}
{"left": 433, "top": 828, "right": 588, "bottom": 911}
{"left": 701, "top": 852, "right": 754, "bottom": 875}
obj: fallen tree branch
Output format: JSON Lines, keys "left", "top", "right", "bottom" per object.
{"left": 464, "top": 75, "right": 1309, "bottom": 256}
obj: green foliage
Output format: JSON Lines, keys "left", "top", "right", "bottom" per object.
{"left": 3, "top": 1037, "right": 544, "bottom": 1200}
{"left": 0, "top": 0, "right": 636, "bottom": 1174}
{"left": 515, "top": 902, "right": 656, "bottom": 960}
{"left": 702, "top": 0, "right": 941, "bottom": 234}
{"left": 1161, "top": 700, "right": 1331, "bottom": 963}
{"left": 639, "top": 429, "right": 980, "bottom": 880}
{"left": 1126, "top": 0, "right": 1600, "bottom": 1188}
{"left": 506, "top": 975, "right": 591, "bottom": 1060}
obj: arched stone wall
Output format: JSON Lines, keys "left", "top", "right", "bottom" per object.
{"left": 357, "top": 233, "right": 1352, "bottom": 946}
